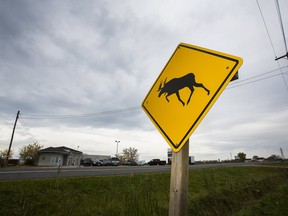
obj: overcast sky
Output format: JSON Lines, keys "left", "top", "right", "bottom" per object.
{"left": 1, "top": 0, "right": 288, "bottom": 161}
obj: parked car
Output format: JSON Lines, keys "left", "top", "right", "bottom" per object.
{"left": 122, "top": 160, "right": 138, "bottom": 166}
{"left": 102, "top": 157, "right": 120, "bottom": 166}
{"left": 147, "top": 159, "right": 166, "bottom": 166}
{"left": 82, "top": 158, "right": 102, "bottom": 166}
{"left": 137, "top": 160, "right": 146, "bottom": 166}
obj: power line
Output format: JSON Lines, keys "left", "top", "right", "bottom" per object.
{"left": 256, "top": 0, "right": 288, "bottom": 91}
{"left": 229, "top": 66, "right": 288, "bottom": 86}
{"left": 274, "top": 0, "right": 288, "bottom": 90}
{"left": 18, "top": 114, "right": 39, "bottom": 144}
{"left": 274, "top": 0, "right": 288, "bottom": 61}
{"left": 226, "top": 73, "right": 283, "bottom": 89}
{"left": 22, "top": 106, "right": 141, "bottom": 119}
{"left": 20, "top": 67, "right": 288, "bottom": 120}
{"left": 256, "top": 0, "right": 278, "bottom": 58}
{"left": 275, "top": 0, "right": 288, "bottom": 53}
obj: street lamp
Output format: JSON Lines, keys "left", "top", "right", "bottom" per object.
{"left": 115, "top": 140, "right": 120, "bottom": 156}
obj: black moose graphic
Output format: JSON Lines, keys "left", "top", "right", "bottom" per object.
{"left": 158, "top": 73, "right": 210, "bottom": 106}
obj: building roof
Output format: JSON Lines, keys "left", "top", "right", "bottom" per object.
{"left": 38, "top": 146, "right": 82, "bottom": 155}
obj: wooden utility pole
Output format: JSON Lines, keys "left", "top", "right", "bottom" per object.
{"left": 5, "top": 110, "right": 20, "bottom": 166}
{"left": 169, "top": 139, "right": 189, "bottom": 216}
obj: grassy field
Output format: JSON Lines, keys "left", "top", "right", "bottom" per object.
{"left": 0, "top": 165, "right": 287, "bottom": 216}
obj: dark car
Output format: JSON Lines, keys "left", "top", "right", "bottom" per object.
{"left": 147, "top": 159, "right": 166, "bottom": 166}
{"left": 82, "top": 158, "right": 102, "bottom": 166}
{"left": 123, "top": 160, "right": 138, "bottom": 166}
{"left": 102, "top": 157, "right": 120, "bottom": 166}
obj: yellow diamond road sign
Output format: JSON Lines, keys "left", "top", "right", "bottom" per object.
{"left": 142, "top": 43, "right": 243, "bottom": 152}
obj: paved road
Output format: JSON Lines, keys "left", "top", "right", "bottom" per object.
{"left": 0, "top": 166, "right": 170, "bottom": 181}
{"left": 0, "top": 163, "right": 255, "bottom": 181}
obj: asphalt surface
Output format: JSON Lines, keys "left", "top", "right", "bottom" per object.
{"left": 0, "top": 163, "right": 256, "bottom": 181}
{"left": 0, "top": 165, "right": 169, "bottom": 181}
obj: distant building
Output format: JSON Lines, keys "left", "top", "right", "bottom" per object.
{"left": 37, "top": 146, "right": 82, "bottom": 166}
{"left": 252, "top": 156, "right": 265, "bottom": 162}
{"left": 244, "top": 158, "right": 252, "bottom": 163}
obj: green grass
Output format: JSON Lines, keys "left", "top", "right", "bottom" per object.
{"left": 258, "top": 160, "right": 288, "bottom": 167}
{"left": 0, "top": 166, "right": 287, "bottom": 216}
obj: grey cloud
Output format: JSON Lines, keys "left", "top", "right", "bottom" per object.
{"left": 1, "top": 0, "right": 287, "bottom": 160}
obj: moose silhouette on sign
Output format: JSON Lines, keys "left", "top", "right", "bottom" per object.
{"left": 158, "top": 73, "right": 210, "bottom": 106}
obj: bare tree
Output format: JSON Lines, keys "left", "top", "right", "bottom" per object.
{"left": 0, "top": 149, "right": 14, "bottom": 159}
{"left": 122, "top": 147, "right": 139, "bottom": 162}
{"left": 0, "top": 149, "right": 14, "bottom": 166}
{"left": 19, "top": 143, "right": 43, "bottom": 165}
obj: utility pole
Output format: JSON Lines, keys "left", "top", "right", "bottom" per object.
{"left": 115, "top": 140, "right": 120, "bottom": 156}
{"left": 5, "top": 111, "right": 20, "bottom": 167}
{"left": 280, "top": 147, "right": 285, "bottom": 159}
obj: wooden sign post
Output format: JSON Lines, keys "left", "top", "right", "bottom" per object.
{"left": 169, "top": 139, "right": 189, "bottom": 216}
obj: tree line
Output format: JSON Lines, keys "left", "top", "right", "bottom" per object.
{"left": 1, "top": 142, "right": 43, "bottom": 166}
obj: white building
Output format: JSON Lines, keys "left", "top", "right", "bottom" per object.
{"left": 37, "top": 146, "right": 82, "bottom": 166}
